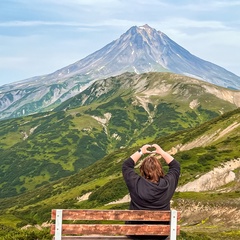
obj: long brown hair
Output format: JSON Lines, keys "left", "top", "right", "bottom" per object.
{"left": 140, "top": 156, "right": 164, "bottom": 183}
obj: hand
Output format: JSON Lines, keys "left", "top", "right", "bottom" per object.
{"left": 140, "top": 144, "right": 152, "bottom": 154}
{"left": 151, "top": 144, "right": 163, "bottom": 154}
{"left": 130, "top": 144, "right": 152, "bottom": 163}
{"left": 151, "top": 144, "right": 174, "bottom": 164}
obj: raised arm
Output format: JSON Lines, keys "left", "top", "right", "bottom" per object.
{"left": 130, "top": 144, "right": 152, "bottom": 164}
{"left": 151, "top": 144, "right": 174, "bottom": 164}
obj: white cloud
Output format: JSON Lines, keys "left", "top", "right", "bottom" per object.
{"left": 167, "top": 0, "right": 240, "bottom": 11}
{"left": 159, "top": 18, "right": 229, "bottom": 30}
{"left": 0, "top": 56, "right": 27, "bottom": 68}
{"left": 0, "top": 21, "right": 76, "bottom": 27}
{"left": 211, "top": 0, "right": 240, "bottom": 7}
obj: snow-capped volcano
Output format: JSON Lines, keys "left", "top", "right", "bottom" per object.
{"left": 45, "top": 23, "right": 239, "bottom": 90}
{"left": 0, "top": 24, "right": 240, "bottom": 120}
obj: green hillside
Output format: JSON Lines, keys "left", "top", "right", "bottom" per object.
{"left": 0, "top": 108, "right": 239, "bottom": 239}
{"left": 0, "top": 72, "right": 239, "bottom": 239}
{"left": 0, "top": 72, "right": 239, "bottom": 199}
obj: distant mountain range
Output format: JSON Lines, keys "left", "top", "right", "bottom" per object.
{"left": 0, "top": 24, "right": 240, "bottom": 120}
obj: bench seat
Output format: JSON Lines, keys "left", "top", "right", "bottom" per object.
{"left": 51, "top": 209, "right": 180, "bottom": 240}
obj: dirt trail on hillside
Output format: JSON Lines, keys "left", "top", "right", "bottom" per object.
{"left": 177, "top": 158, "right": 240, "bottom": 192}
{"left": 177, "top": 121, "right": 240, "bottom": 151}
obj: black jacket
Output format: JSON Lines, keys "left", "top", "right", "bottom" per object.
{"left": 122, "top": 158, "right": 180, "bottom": 210}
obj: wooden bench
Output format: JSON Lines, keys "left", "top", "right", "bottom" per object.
{"left": 51, "top": 209, "right": 180, "bottom": 240}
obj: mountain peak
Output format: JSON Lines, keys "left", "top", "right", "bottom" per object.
{"left": 140, "top": 24, "right": 152, "bottom": 29}
{"left": 138, "top": 24, "right": 156, "bottom": 37}
{"left": 126, "top": 24, "right": 157, "bottom": 38}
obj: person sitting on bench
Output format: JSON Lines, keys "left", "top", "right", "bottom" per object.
{"left": 122, "top": 143, "right": 181, "bottom": 239}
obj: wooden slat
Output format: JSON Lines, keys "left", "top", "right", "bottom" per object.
{"left": 51, "top": 209, "right": 180, "bottom": 221}
{"left": 51, "top": 224, "right": 180, "bottom": 236}
{"left": 53, "top": 237, "right": 139, "bottom": 240}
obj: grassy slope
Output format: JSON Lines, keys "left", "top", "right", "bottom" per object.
{"left": 0, "top": 73, "right": 238, "bottom": 198}
{"left": 0, "top": 108, "right": 239, "bottom": 239}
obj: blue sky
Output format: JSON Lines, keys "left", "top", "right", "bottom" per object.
{"left": 1, "top": 0, "right": 240, "bottom": 86}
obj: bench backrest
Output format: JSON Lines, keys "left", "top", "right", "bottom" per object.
{"left": 51, "top": 209, "right": 180, "bottom": 240}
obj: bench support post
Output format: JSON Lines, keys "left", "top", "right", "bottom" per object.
{"left": 55, "top": 209, "right": 63, "bottom": 240}
{"left": 170, "top": 209, "right": 177, "bottom": 240}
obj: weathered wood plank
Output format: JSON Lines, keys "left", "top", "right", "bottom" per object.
{"left": 51, "top": 224, "right": 180, "bottom": 236}
{"left": 53, "top": 237, "right": 139, "bottom": 240}
{"left": 51, "top": 209, "right": 180, "bottom": 221}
